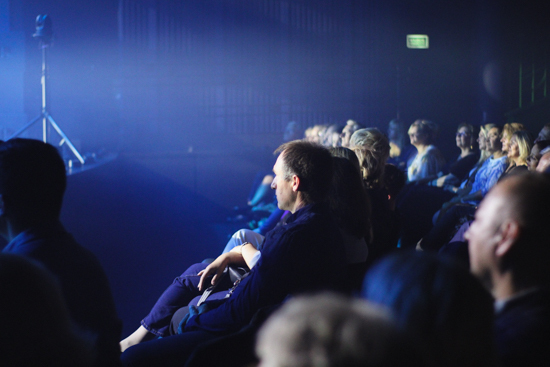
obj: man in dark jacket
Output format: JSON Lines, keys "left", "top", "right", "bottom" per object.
{"left": 465, "top": 172, "right": 550, "bottom": 367}
{"left": 121, "top": 140, "right": 347, "bottom": 366}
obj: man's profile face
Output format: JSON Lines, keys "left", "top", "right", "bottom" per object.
{"left": 465, "top": 188, "right": 507, "bottom": 288}
{"left": 271, "top": 153, "right": 297, "bottom": 212}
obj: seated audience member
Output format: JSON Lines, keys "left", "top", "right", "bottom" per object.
{"left": 406, "top": 119, "right": 446, "bottom": 182}
{"left": 536, "top": 146, "right": 550, "bottom": 173}
{"left": 230, "top": 151, "right": 370, "bottom": 286}
{"left": 444, "top": 125, "right": 507, "bottom": 206}
{"left": 256, "top": 293, "right": 424, "bottom": 367}
{"left": 252, "top": 146, "right": 363, "bottom": 236}
{"left": 120, "top": 145, "right": 369, "bottom": 351}
{"left": 362, "top": 252, "right": 497, "bottom": 367}
{"left": 417, "top": 126, "right": 508, "bottom": 252}
{"left": 500, "top": 122, "right": 525, "bottom": 156}
{"left": 340, "top": 119, "right": 362, "bottom": 148}
{"left": 0, "top": 138, "right": 121, "bottom": 367}
{"left": 386, "top": 118, "right": 416, "bottom": 172}
{"left": 527, "top": 140, "right": 550, "bottom": 171}
{"left": 0, "top": 253, "right": 92, "bottom": 367}
{"left": 395, "top": 124, "right": 491, "bottom": 249}
{"left": 328, "top": 154, "right": 371, "bottom": 291}
{"left": 534, "top": 123, "right": 550, "bottom": 143}
{"left": 121, "top": 141, "right": 347, "bottom": 367}
{"left": 422, "top": 129, "right": 531, "bottom": 258}
{"left": 312, "top": 124, "right": 328, "bottom": 144}
{"left": 465, "top": 173, "right": 550, "bottom": 367}
{"left": 321, "top": 124, "right": 343, "bottom": 147}
{"left": 500, "top": 130, "right": 532, "bottom": 179}
{"left": 476, "top": 123, "right": 497, "bottom": 163}
{"left": 457, "top": 123, "right": 497, "bottom": 190}
{"left": 328, "top": 154, "right": 370, "bottom": 266}
{"left": 428, "top": 123, "right": 479, "bottom": 187}
{"left": 350, "top": 128, "right": 398, "bottom": 265}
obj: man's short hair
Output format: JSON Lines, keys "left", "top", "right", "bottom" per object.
{"left": 499, "top": 173, "right": 550, "bottom": 288}
{"left": 274, "top": 140, "right": 333, "bottom": 204}
{"left": 0, "top": 139, "right": 66, "bottom": 220}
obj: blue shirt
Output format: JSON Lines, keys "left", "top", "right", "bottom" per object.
{"left": 469, "top": 155, "right": 508, "bottom": 199}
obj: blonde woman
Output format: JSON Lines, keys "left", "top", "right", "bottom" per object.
{"left": 350, "top": 128, "right": 397, "bottom": 263}
{"left": 500, "top": 122, "right": 524, "bottom": 154}
{"left": 349, "top": 128, "right": 390, "bottom": 189}
{"left": 501, "top": 130, "right": 532, "bottom": 178}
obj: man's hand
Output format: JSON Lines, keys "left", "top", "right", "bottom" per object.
{"left": 197, "top": 251, "right": 245, "bottom": 291}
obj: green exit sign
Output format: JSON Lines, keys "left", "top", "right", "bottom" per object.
{"left": 407, "top": 35, "right": 429, "bottom": 49}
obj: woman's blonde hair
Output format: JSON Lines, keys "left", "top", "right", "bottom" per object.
{"left": 502, "top": 122, "right": 525, "bottom": 141}
{"left": 478, "top": 123, "right": 496, "bottom": 164}
{"left": 511, "top": 130, "right": 533, "bottom": 165}
{"left": 350, "top": 128, "right": 390, "bottom": 188}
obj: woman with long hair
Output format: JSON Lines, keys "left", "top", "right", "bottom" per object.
{"left": 350, "top": 128, "right": 398, "bottom": 264}
{"left": 501, "top": 130, "right": 532, "bottom": 178}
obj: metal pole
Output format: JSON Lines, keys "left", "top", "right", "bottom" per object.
{"left": 41, "top": 44, "right": 48, "bottom": 142}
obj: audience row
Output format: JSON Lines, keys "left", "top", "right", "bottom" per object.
{"left": 1, "top": 117, "right": 550, "bottom": 367}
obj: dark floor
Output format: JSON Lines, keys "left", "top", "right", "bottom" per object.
{"left": 60, "top": 154, "right": 244, "bottom": 337}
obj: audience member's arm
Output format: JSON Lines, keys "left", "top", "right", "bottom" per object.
{"left": 457, "top": 189, "right": 483, "bottom": 203}
{"left": 197, "top": 243, "right": 259, "bottom": 291}
{"left": 232, "top": 242, "right": 260, "bottom": 269}
{"left": 434, "top": 173, "right": 460, "bottom": 187}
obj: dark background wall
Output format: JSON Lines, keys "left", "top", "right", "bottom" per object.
{"left": 1, "top": 0, "right": 549, "bottom": 336}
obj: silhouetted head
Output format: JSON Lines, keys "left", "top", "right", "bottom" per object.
{"left": 362, "top": 252, "right": 496, "bottom": 367}
{"left": 0, "top": 139, "right": 66, "bottom": 225}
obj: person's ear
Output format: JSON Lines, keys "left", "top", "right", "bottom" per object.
{"left": 495, "top": 220, "right": 520, "bottom": 258}
{"left": 291, "top": 175, "right": 300, "bottom": 192}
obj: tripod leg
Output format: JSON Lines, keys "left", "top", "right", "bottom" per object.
{"left": 8, "top": 115, "right": 43, "bottom": 140}
{"left": 46, "top": 115, "right": 85, "bottom": 164}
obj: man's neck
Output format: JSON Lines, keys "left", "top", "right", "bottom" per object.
{"left": 290, "top": 201, "right": 306, "bottom": 214}
{"left": 492, "top": 271, "right": 529, "bottom": 302}
{"left": 289, "top": 194, "right": 309, "bottom": 214}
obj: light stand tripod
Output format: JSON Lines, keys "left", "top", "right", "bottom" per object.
{"left": 9, "top": 15, "right": 85, "bottom": 165}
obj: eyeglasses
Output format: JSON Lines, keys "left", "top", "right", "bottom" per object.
{"left": 456, "top": 132, "right": 470, "bottom": 137}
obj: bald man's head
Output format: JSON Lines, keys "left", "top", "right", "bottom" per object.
{"left": 537, "top": 150, "right": 550, "bottom": 173}
{"left": 467, "top": 173, "right": 550, "bottom": 292}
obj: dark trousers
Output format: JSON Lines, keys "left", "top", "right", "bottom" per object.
{"left": 422, "top": 204, "right": 475, "bottom": 251}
